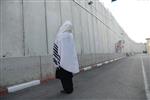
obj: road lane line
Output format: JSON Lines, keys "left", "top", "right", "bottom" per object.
{"left": 141, "top": 56, "right": 150, "bottom": 100}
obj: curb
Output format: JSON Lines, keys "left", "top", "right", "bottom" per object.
{"left": 0, "top": 78, "right": 55, "bottom": 96}
{"left": 0, "top": 87, "right": 8, "bottom": 96}
{"left": 0, "top": 56, "right": 125, "bottom": 96}
{"left": 80, "top": 56, "right": 125, "bottom": 72}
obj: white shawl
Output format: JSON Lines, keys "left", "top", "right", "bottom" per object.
{"left": 53, "top": 21, "right": 79, "bottom": 74}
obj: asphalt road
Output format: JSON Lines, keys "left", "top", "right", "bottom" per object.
{"left": 1, "top": 54, "right": 150, "bottom": 100}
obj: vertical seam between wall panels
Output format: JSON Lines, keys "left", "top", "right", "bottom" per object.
{"left": 0, "top": 0, "right": 1, "bottom": 84}
{"left": 86, "top": 8, "right": 92, "bottom": 63}
{"left": 21, "top": 0, "right": 25, "bottom": 56}
{"left": 96, "top": 16, "right": 100, "bottom": 59}
{"left": 95, "top": 15, "right": 99, "bottom": 55}
{"left": 78, "top": 2, "right": 83, "bottom": 56}
{"left": 71, "top": 0, "right": 79, "bottom": 56}
{"left": 91, "top": 6, "right": 96, "bottom": 61}
{"left": 70, "top": 0, "right": 75, "bottom": 38}
{"left": 106, "top": 26, "right": 109, "bottom": 54}
{"left": 73, "top": 1, "right": 83, "bottom": 57}
{"left": 0, "top": 0, "right": 3, "bottom": 86}
{"left": 0, "top": 0, "right": 2, "bottom": 58}
{"left": 44, "top": 0, "right": 49, "bottom": 54}
{"left": 39, "top": 56, "right": 42, "bottom": 80}
{"left": 71, "top": 1, "right": 76, "bottom": 39}
{"left": 80, "top": 7, "right": 85, "bottom": 56}
{"left": 59, "top": 0, "right": 62, "bottom": 25}
{"left": 78, "top": 6, "right": 82, "bottom": 56}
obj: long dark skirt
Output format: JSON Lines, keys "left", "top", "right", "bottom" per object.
{"left": 56, "top": 67, "right": 73, "bottom": 93}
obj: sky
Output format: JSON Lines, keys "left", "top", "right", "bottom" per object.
{"left": 99, "top": 0, "right": 150, "bottom": 43}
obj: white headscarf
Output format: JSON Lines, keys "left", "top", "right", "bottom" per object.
{"left": 53, "top": 21, "right": 79, "bottom": 74}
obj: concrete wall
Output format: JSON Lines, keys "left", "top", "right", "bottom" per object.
{"left": 146, "top": 39, "right": 150, "bottom": 54}
{"left": 0, "top": 0, "right": 146, "bottom": 86}
{"left": 23, "top": 0, "right": 48, "bottom": 56}
{"left": 0, "top": 0, "right": 24, "bottom": 57}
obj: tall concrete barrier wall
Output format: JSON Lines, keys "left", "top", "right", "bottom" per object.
{"left": 0, "top": 0, "right": 146, "bottom": 86}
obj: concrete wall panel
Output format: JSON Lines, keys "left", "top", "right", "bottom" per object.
{"left": 80, "top": 8, "right": 91, "bottom": 66}
{"left": 110, "top": 31, "right": 116, "bottom": 53}
{"left": 97, "top": 21, "right": 104, "bottom": 53}
{"left": 107, "top": 29, "right": 111, "bottom": 53}
{"left": 72, "top": 2, "right": 83, "bottom": 66}
{"left": 60, "top": 0, "right": 72, "bottom": 24}
{"left": 40, "top": 56, "right": 55, "bottom": 79}
{"left": 74, "top": 0, "right": 80, "bottom": 4}
{"left": 94, "top": 18, "right": 101, "bottom": 63}
{"left": 80, "top": 9, "right": 90, "bottom": 54}
{"left": 87, "top": 13, "right": 96, "bottom": 65}
{"left": 23, "top": 0, "right": 47, "bottom": 56}
{"left": 0, "top": 0, "right": 1, "bottom": 55}
{"left": 88, "top": 14, "right": 95, "bottom": 54}
{"left": 0, "top": 56, "right": 41, "bottom": 86}
{"left": 93, "top": 17, "right": 99, "bottom": 54}
{"left": 46, "top": 0, "right": 61, "bottom": 54}
{"left": 1, "top": 0, "right": 24, "bottom": 57}
{"left": 92, "top": 16, "right": 97, "bottom": 63}
{"left": 72, "top": 2, "right": 82, "bottom": 54}
{"left": 80, "top": 0, "right": 86, "bottom": 8}
{"left": 102, "top": 25, "right": 107, "bottom": 53}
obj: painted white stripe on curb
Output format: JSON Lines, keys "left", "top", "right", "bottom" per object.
{"left": 114, "top": 59, "right": 117, "bottom": 61}
{"left": 110, "top": 60, "right": 114, "bottom": 62}
{"left": 97, "top": 63, "right": 103, "bottom": 67}
{"left": 141, "top": 56, "right": 150, "bottom": 100}
{"left": 8, "top": 80, "right": 40, "bottom": 93}
{"left": 83, "top": 66, "right": 92, "bottom": 71}
{"left": 104, "top": 61, "right": 109, "bottom": 64}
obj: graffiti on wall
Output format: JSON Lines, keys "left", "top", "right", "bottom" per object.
{"left": 115, "top": 40, "right": 125, "bottom": 53}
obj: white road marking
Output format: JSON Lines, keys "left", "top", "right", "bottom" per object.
{"left": 141, "top": 56, "right": 150, "bottom": 100}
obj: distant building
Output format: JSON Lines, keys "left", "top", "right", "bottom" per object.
{"left": 146, "top": 38, "right": 150, "bottom": 54}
